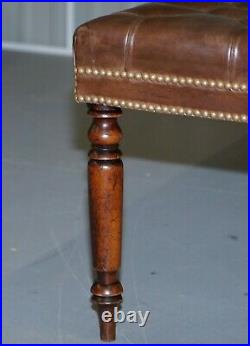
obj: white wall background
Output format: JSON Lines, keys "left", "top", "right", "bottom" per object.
{"left": 2, "top": 2, "right": 145, "bottom": 56}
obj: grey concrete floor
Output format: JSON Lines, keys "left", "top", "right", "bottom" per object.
{"left": 2, "top": 51, "right": 248, "bottom": 344}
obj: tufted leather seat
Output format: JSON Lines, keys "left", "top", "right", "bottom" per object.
{"left": 74, "top": 2, "right": 248, "bottom": 122}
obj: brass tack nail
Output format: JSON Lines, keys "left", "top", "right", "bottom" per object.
{"left": 217, "top": 81, "right": 224, "bottom": 89}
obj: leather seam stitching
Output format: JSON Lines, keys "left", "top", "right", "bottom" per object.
{"left": 123, "top": 17, "right": 145, "bottom": 71}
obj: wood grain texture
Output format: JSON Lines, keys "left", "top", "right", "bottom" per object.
{"left": 87, "top": 103, "right": 123, "bottom": 341}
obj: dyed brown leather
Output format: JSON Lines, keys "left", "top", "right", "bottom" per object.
{"left": 73, "top": 2, "right": 248, "bottom": 121}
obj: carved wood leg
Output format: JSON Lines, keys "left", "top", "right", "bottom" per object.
{"left": 87, "top": 104, "right": 123, "bottom": 341}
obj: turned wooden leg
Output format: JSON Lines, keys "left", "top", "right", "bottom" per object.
{"left": 87, "top": 103, "right": 123, "bottom": 341}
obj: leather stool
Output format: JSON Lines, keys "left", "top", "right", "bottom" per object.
{"left": 73, "top": 2, "right": 247, "bottom": 341}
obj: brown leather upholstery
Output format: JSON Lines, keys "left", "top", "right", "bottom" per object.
{"left": 73, "top": 2, "right": 248, "bottom": 122}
